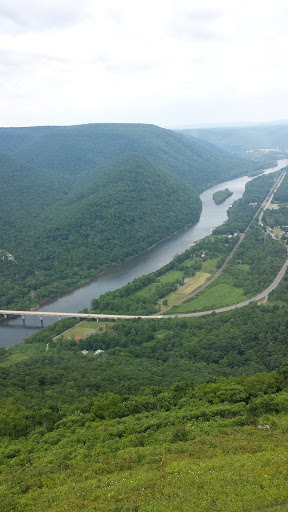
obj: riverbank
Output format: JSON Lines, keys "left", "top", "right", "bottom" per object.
{"left": 1, "top": 159, "right": 287, "bottom": 347}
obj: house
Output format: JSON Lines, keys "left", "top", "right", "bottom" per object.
{"left": 82, "top": 349, "right": 89, "bottom": 355}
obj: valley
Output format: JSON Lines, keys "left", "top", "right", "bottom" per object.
{"left": 2, "top": 124, "right": 288, "bottom": 511}
{"left": 1, "top": 159, "right": 286, "bottom": 347}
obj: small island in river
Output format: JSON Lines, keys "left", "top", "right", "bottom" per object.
{"left": 213, "top": 188, "right": 233, "bottom": 205}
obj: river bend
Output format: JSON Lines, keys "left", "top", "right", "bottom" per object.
{"left": 1, "top": 160, "right": 287, "bottom": 347}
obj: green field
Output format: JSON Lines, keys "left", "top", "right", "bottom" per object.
{"left": 201, "top": 257, "right": 219, "bottom": 275}
{"left": 168, "top": 274, "right": 248, "bottom": 314}
{"left": 0, "top": 343, "right": 44, "bottom": 367}
{"left": 60, "top": 321, "right": 112, "bottom": 340}
{"left": 158, "top": 271, "right": 211, "bottom": 308}
{"left": 267, "top": 203, "right": 280, "bottom": 210}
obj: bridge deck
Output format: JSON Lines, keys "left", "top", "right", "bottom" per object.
{"left": 0, "top": 310, "right": 163, "bottom": 320}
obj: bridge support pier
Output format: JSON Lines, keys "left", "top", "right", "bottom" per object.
{"left": 4, "top": 314, "right": 7, "bottom": 320}
{"left": 22, "top": 314, "right": 25, "bottom": 324}
{"left": 40, "top": 315, "right": 43, "bottom": 326}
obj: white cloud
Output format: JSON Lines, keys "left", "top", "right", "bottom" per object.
{"left": 0, "top": 0, "right": 87, "bottom": 29}
{"left": 168, "top": 8, "right": 222, "bottom": 41}
{"left": 0, "top": 0, "right": 287, "bottom": 127}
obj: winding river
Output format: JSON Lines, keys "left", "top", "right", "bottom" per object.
{"left": 1, "top": 159, "right": 288, "bottom": 348}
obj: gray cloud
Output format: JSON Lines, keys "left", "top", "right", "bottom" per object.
{"left": 0, "top": 0, "right": 87, "bottom": 30}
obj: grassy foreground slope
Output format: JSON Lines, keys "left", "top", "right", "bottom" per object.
{"left": 2, "top": 329, "right": 288, "bottom": 512}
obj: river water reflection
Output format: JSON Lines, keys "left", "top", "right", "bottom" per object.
{"left": 1, "top": 159, "right": 288, "bottom": 347}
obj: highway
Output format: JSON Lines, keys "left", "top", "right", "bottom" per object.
{"left": 0, "top": 253, "right": 287, "bottom": 321}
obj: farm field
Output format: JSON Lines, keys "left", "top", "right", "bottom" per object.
{"left": 60, "top": 321, "right": 113, "bottom": 340}
{"left": 158, "top": 271, "right": 211, "bottom": 308}
{"left": 168, "top": 273, "right": 248, "bottom": 314}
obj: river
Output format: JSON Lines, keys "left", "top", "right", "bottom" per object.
{"left": 1, "top": 159, "right": 287, "bottom": 347}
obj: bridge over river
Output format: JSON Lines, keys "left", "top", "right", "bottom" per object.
{"left": 2, "top": 170, "right": 287, "bottom": 326}
{"left": 0, "top": 310, "right": 164, "bottom": 323}
{"left": 1, "top": 247, "right": 288, "bottom": 325}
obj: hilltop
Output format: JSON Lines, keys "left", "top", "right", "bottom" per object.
{"left": 0, "top": 123, "right": 262, "bottom": 190}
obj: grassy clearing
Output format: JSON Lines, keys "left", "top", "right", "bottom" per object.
{"left": 158, "top": 270, "right": 183, "bottom": 284}
{"left": 132, "top": 271, "right": 184, "bottom": 301}
{"left": 132, "top": 263, "right": 218, "bottom": 304}
{"left": 168, "top": 274, "right": 248, "bottom": 314}
{"left": 201, "top": 257, "right": 219, "bottom": 275}
{"left": 0, "top": 343, "right": 45, "bottom": 367}
{"left": 271, "top": 227, "right": 283, "bottom": 236}
{"left": 61, "top": 321, "right": 112, "bottom": 340}
{"left": 267, "top": 203, "right": 280, "bottom": 210}
{"left": 158, "top": 272, "right": 210, "bottom": 307}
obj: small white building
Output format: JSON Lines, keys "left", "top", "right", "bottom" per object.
{"left": 82, "top": 349, "right": 89, "bottom": 355}
{"left": 94, "top": 349, "right": 104, "bottom": 356}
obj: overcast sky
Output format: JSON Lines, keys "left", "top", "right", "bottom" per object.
{"left": 1, "top": 0, "right": 288, "bottom": 128}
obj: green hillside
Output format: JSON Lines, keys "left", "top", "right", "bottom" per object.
{"left": 0, "top": 154, "right": 201, "bottom": 308}
{"left": 0, "top": 123, "right": 262, "bottom": 191}
{"left": 179, "top": 123, "right": 288, "bottom": 155}
{"left": 2, "top": 303, "right": 288, "bottom": 510}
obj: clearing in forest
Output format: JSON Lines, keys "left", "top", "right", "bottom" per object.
{"left": 61, "top": 321, "right": 112, "bottom": 340}
{"left": 158, "top": 271, "right": 211, "bottom": 307}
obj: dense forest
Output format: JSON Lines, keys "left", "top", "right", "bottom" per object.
{"left": 0, "top": 123, "right": 264, "bottom": 310}
{"left": 262, "top": 172, "right": 288, "bottom": 229}
{"left": 0, "top": 153, "right": 201, "bottom": 309}
{"left": 273, "top": 171, "right": 288, "bottom": 202}
{"left": 0, "top": 123, "right": 263, "bottom": 190}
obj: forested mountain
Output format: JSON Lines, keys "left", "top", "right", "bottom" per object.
{"left": 179, "top": 122, "right": 288, "bottom": 155}
{"left": 0, "top": 154, "right": 201, "bottom": 308}
{"left": 0, "top": 123, "right": 262, "bottom": 191}
{"left": 0, "top": 123, "right": 265, "bottom": 308}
